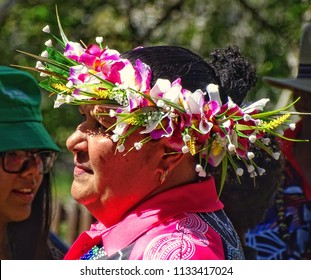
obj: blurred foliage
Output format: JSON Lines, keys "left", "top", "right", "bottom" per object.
{"left": 0, "top": 0, "right": 310, "bottom": 200}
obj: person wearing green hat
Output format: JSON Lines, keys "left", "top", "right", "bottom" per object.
{"left": 0, "top": 66, "right": 67, "bottom": 259}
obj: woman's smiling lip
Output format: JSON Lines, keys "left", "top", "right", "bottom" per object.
{"left": 12, "top": 187, "right": 36, "bottom": 203}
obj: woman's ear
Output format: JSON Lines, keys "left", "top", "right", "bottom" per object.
{"left": 158, "top": 139, "right": 198, "bottom": 186}
{"left": 156, "top": 138, "right": 185, "bottom": 180}
{"left": 162, "top": 146, "right": 185, "bottom": 172}
{"left": 157, "top": 147, "right": 184, "bottom": 185}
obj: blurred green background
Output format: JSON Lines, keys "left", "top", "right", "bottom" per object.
{"left": 1, "top": 0, "right": 310, "bottom": 205}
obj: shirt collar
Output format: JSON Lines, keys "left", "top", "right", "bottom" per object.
{"left": 98, "top": 177, "right": 223, "bottom": 255}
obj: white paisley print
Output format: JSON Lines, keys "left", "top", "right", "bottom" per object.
{"left": 143, "top": 213, "right": 209, "bottom": 260}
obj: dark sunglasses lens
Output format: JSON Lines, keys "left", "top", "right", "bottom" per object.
{"left": 2, "top": 151, "right": 56, "bottom": 174}
{"left": 4, "top": 151, "right": 26, "bottom": 173}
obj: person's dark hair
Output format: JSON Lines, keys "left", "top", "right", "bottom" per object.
{"left": 212, "top": 136, "right": 285, "bottom": 236}
{"left": 122, "top": 45, "right": 257, "bottom": 105}
{"left": 7, "top": 173, "right": 53, "bottom": 259}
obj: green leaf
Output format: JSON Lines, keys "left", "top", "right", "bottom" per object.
{"left": 39, "top": 78, "right": 63, "bottom": 93}
{"left": 55, "top": 5, "right": 69, "bottom": 44}
{"left": 251, "top": 98, "right": 301, "bottom": 119}
{"left": 219, "top": 155, "right": 228, "bottom": 196}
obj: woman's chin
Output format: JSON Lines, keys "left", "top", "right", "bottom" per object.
{"left": 10, "top": 208, "right": 31, "bottom": 222}
{"left": 71, "top": 183, "right": 96, "bottom": 206}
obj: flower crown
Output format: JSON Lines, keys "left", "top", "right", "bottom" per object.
{"left": 16, "top": 15, "right": 305, "bottom": 190}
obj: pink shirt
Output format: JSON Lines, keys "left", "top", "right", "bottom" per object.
{"left": 64, "top": 177, "right": 244, "bottom": 260}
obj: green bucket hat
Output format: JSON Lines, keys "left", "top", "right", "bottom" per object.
{"left": 0, "top": 66, "right": 60, "bottom": 152}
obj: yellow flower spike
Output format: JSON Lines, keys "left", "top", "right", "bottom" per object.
{"left": 94, "top": 88, "right": 110, "bottom": 98}
{"left": 124, "top": 116, "right": 145, "bottom": 126}
{"left": 211, "top": 139, "right": 223, "bottom": 156}
{"left": 261, "top": 113, "right": 290, "bottom": 132}
{"left": 51, "top": 83, "right": 70, "bottom": 92}
{"left": 186, "top": 131, "right": 197, "bottom": 156}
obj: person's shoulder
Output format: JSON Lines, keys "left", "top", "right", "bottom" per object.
{"left": 130, "top": 213, "right": 226, "bottom": 259}
{"left": 48, "top": 232, "right": 69, "bottom": 260}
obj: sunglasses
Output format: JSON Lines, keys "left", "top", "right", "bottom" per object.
{"left": 0, "top": 150, "right": 57, "bottom": 174}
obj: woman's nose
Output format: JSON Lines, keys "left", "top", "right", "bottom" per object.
{"left": 66, "top": 127, "right": 88, "bottom": 153}
{"left": 20, "top": 155, "right": 43, "bottom": 176}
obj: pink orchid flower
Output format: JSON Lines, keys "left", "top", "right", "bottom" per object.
{"left": 64, "top": 41, "right": 85, "bottom": 61}
{"left": 133, "top": 59, "right": 152, "bottom": 93}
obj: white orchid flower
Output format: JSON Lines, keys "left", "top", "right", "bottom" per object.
{"left": 243, "top": 98, "right": 270, "bottom": 114}
{"left": 206, "top": 83, "right": 221, "bottom": 105}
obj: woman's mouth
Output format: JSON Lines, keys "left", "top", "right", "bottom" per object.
{"left": 74, "top": 164, "right": 93, "bottom": 176}
{"left": 13, "top": 188, "right": 35, "bottom": 203}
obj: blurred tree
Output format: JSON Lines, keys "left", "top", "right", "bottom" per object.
{"left": 0, "top": 0, "right": 310, "bottom": 199}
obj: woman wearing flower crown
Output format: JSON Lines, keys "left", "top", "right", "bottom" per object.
{"left": 18, "top": 20, "right": 304, "bottom": 259}
{"left": 62, "top": 45, "right": 254, "bottom": 260}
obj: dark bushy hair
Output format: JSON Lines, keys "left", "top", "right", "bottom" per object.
{"left": 209, "top": 46, "right": 257, "bottom": 105}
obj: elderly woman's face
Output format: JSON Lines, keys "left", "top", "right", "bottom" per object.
{"left": 66, "top": 105, "right": 165, "bottom": 226}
